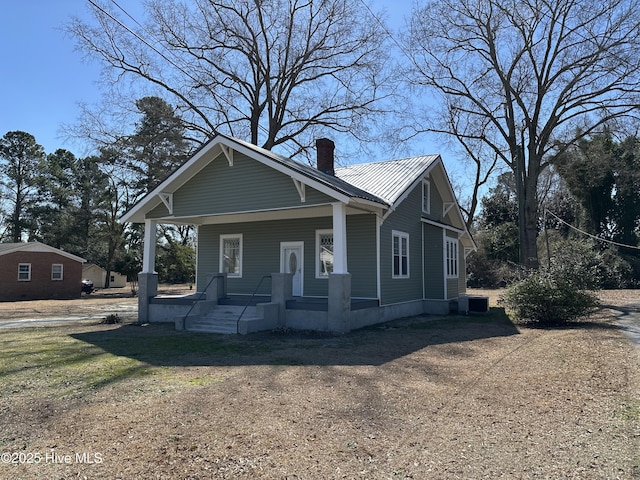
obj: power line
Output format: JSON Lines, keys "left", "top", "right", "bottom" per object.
{"left": 545, "top": 209, "right": 640, "bottom": 250}
{"left": 90, "top": 0, "right": 300, "bottom": 156}
{"left": 357, "top": 0, "right": 414, "bottom": 63}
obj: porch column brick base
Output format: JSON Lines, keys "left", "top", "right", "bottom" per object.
{"left": 271, "top": 273, "right": 293, "bottom": 328}
{"left": 328, "top": 273, "right": 351, "bottom": 333}
{"left": 138, "top": 273, "right": 158, "bottom": 324}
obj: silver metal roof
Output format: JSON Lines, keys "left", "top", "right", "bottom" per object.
{"left": 335, "top": 155, "right": 440, "bottom": 205}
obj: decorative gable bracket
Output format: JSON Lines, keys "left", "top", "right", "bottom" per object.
{"left": 158, "top": 192, "right": 173, "bottom": 214}
{"left": 221, "top": 144, "right": 234, "bottom": 166}
{"left": 292, "top": 178, "right": 306, "bottom": 202}
{"left": 443, "top": 202, "right": 455, "bottom": 217}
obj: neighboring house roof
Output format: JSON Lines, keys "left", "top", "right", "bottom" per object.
{"left": 0, "top": 242, "right": 86, "bottom": 263}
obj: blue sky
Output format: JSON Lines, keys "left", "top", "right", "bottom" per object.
{"left": 1, "top": 1, "right": 448, "bottom": 162}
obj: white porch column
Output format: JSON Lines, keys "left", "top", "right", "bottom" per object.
{"left": 332, "top": 202, "right": 348, "bottom": 274}
{"left": 142, "top": 219, "right": 157, "bottom": 273}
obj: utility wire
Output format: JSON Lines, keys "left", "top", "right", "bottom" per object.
{"left": 91, "top": 0, "right": 299, "bottom": 156}
{"left": 357, "top": 0, "right": 414, "bottom": 63}
{"left": 545, "top": 209, "right": 640, "bottom": 250}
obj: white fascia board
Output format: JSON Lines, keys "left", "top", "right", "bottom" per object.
{"left": 121, "top": 138, "right": 225, "bottom": 223}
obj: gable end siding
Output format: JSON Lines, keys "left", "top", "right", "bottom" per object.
{"left": 147, "top": 152, "right": 337, "bottom": 219}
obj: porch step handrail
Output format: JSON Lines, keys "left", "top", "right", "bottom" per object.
{"left": 181, "top": 273, "right": 222, "bottom": 326}
{"left": 237, "top": 275, "right": 272, "bottom": 333}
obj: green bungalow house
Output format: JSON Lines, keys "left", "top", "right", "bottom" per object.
{"left": 121, "top": 135, "right": 476, "bottom": 334}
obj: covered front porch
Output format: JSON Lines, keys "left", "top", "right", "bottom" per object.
{"left": 137, "top": 197, "right": 363, "bottom": 334}
{"left": 139, "top": 269, "right": 369, "bottom": 334}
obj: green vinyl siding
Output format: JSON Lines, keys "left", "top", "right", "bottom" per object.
{"left": 148, "top": 152, "right": 336, "bottom": 219}
{"left": 380, "top": 184, "right": 424, "bottom": 305}
{"left": 446, "top": 278, "right": 459, "bottom": 299}
{"left": 344, "top": 214, "right": 378, "bottom": 298}
{"left": 423, "top": 223, "right": 444, "bottom": 299}
{"left": 147, "top": 201, "right": 169, "bottom": 219}
{"left": 197, "top": 214, "right": 377, "bottom": 298}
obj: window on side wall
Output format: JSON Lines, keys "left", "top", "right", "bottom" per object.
{"left": 220, "top": 234, "right": 243, "bottom": 277}
{"left": 51, "top": 264, "right": 63, "bottom": 281}
{"left": 446, "top": 238, "right": 459, "bottom": 278}
{"left": 18, "top": 263, "right": 31, "bottom": 281}
{"left": 316, "top": 229, "right": 334, "bottom": 278}
{"left": 392, "top": 231, "right": 409, "bottom": 278}
{"left": 422, "top": 179, "right": 431, "bottom": 214}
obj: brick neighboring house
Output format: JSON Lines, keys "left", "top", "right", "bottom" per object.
{"left": 0, "top": 242, "right": 86, "bottom": 301}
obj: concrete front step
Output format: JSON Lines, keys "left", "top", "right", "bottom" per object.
{"left": 187, "top": 305, "right": 261, "bottom": 334}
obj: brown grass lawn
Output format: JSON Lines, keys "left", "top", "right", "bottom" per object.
{"left": 0, "top": 289, "right": 639, "bottom": 479}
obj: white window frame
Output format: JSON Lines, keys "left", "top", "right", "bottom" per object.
{"left": 51, "top": 264, "right": 64, "bottom": 281}
{"left": 18, "top": 263, "right": 31, "bottom": 281}
{"left": 316, "top": 229, "right": 334, "bottom": 278}
{"left": 446, "top": 237, "right": 459, "bottom": 278}
{"left": 422, "top": 179, "right": 431, "bottom": 214}
{"left": 220, "top": 234, "right": 243, "bottom": 278}
{"left": 392, "top": 230, "right": 410, "bottom": 279}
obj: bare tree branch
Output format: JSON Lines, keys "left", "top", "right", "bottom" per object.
{"left": 406, "top": 0, "right": 640, "bottom": 266}
{"left": 67, "top": 0, "right": 396, "bottom": 157}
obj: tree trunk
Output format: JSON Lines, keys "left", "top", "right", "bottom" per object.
{"left": 521, "top": 155, "right": 541, "bottom": 269}
{"left": 522, "top": 184, "right": 540, "bottom": 269}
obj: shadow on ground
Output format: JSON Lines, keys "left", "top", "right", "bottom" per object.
{"left": 71, "top": 308, "right": 521, "bottom": 367}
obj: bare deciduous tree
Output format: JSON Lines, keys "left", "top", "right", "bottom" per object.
{"left": 68, "top": 0, "right": 393, "bottom": 158}
{"left": 406, "top": 0, "right": 640, "bottom": 267}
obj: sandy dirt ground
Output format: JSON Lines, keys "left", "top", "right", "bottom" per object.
{"left": 0, "top": 287, "right": 638, "bottom": 479}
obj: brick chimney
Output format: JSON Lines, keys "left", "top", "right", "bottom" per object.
{"left": 316, "top": 138, "right": 335, "bottom": 175}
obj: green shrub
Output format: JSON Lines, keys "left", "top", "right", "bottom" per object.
{"left": 500, "top": 269, "right": 600, "bottom": 326}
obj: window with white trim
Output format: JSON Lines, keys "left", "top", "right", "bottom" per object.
{"left": 422, "top": 179, "right": 431, "bottom": 214}
{"left": 392, "top": 231, "right": 409, "bottom": 278}
{"left": 316, "top": 229, "right": 334, "bottom": 277}
{"left": 446, "top": 238, "right": 459, "bottom": 278}
{"left": 51, "top": 264, "right": 63, "bottom": 281}
{"left": 220, "top": 234, "right": 243, "bottom": 277}
{"left": 18, "top": 263, "right": 31, "bottom": 281}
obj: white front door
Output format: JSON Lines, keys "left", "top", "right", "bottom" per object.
{"left": 281, "top": 242, "right": 303, "bottom": 296}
